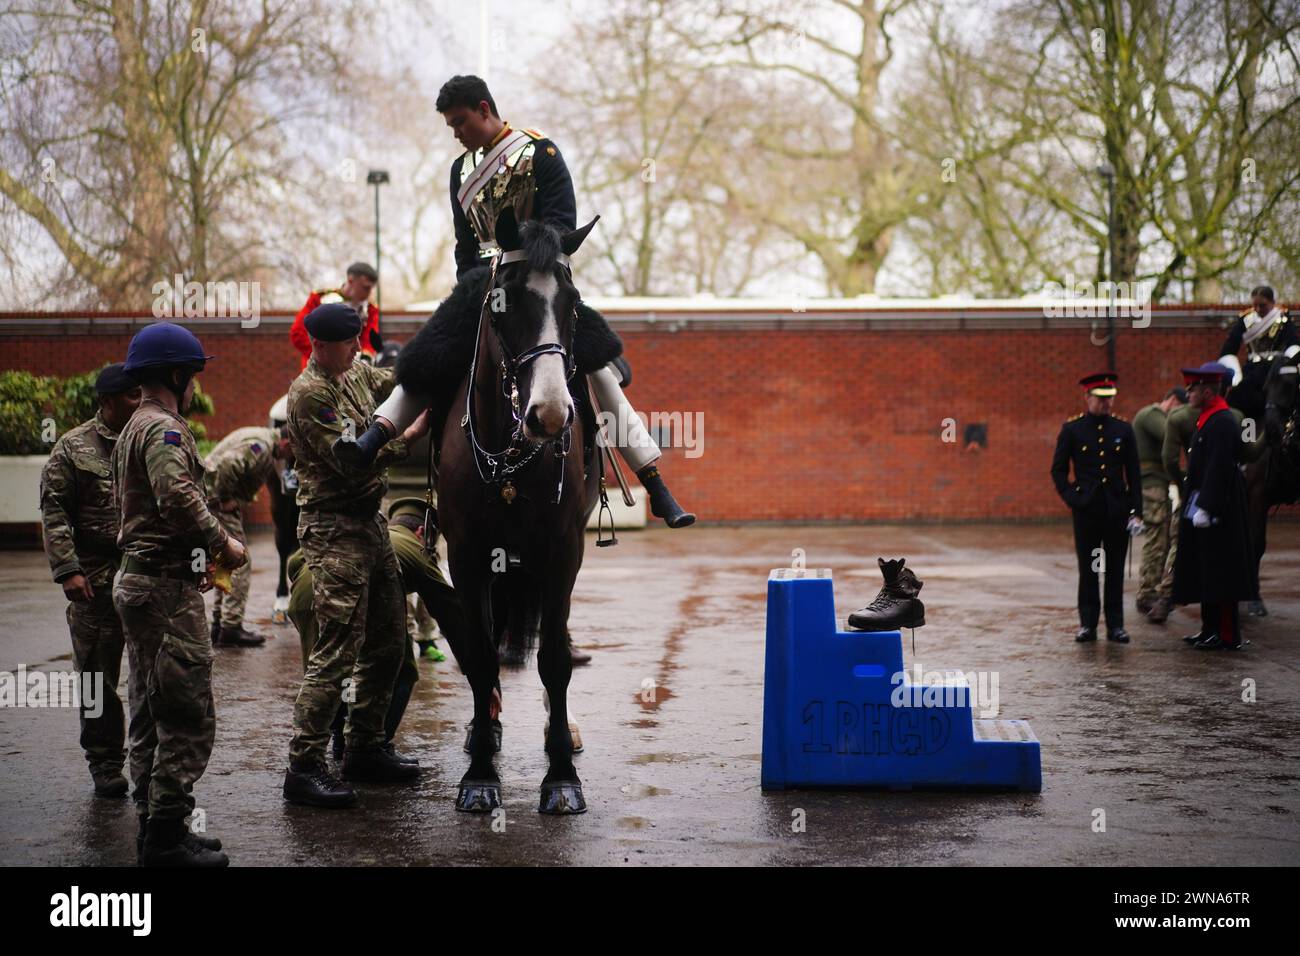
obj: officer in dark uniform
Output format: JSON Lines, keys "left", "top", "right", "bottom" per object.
{"left": 1051, "top": 373, "right": 1143, "bottom": 643}
{"left": 1172, "top": 362, "right": 1257, "bottom": 650}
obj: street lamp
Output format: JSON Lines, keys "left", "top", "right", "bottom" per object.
{"left": 366, "top": 169, "right": 390, "bottom": 317}
{"left": 1095, "top": 162, "right": 1117, "bottom": 373}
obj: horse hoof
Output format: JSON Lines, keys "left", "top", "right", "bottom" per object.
{"left": 538, "top": 780, "right": 587, "bottom": 815}
{"left": 455, "top": 780, "right": 502, "bottom": 813}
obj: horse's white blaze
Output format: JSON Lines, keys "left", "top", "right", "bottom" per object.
{"left": 524, "top": 271, "right": 572, "bottom": 437}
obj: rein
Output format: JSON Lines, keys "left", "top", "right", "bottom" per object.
{"left": 462, "top": 253, "right": 578, "bottom": 505}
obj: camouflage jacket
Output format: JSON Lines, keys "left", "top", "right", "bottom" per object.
{"left": 204, "top": 426, "right": 278, "bottom": 504}
{"left": 39, "top": 411, "right": 121, "bottom": 585}
{"left": 287, "top": 357, "right": 408, "bottom": 514}
{"left": 112, "top": 398, "right": 229, "bottom": 572}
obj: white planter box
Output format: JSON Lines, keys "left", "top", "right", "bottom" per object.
{"left": 0, "top": 455, "right": 48, "bottom": 523}
{"left": 586, "top": 486, "right": 647, "bottom": 531}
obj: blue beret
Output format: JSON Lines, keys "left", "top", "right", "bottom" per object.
{"left": 304, "top": 303, "right": 363, "bottom": 342}
{"left": 94, "top": 362, "right": 137, "bottom": 396}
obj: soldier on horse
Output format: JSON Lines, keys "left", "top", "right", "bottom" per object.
{"left": 338, "top": 75, "right": 695, "bottom": 530}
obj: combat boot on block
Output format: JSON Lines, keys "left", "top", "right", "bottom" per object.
{"left": 217, "top": 625, "right": 266, "bottom": 647}
{"left": 140, "top": 817, "right": 229, "bottom": 868}
{"left": 847, "top": 558, "right": 926, "bottom": 631}
{"left": 283, "top": 761, "right": 358, "bottom": 808}
{"left": 341, "top": 745, "right": 420, "bottom": 782}
{"left": 636, "top": 465, "right": 696, "bottom": 528}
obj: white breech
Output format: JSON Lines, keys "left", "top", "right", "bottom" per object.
{"left": 374, "top": 384, "right": 423, "bottom": 433}
{"left": 591, "top": 362, "right": 660, "bottom": 473}
{"left": 374, "top": 368, "right": 662, "bottom": 473}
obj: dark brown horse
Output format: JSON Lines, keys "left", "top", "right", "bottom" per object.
{"left": 435, "top": 210, "right": 601, "bottom": 814}
{"left": 1244, "top": 351, "right": 1300, "bottom": 613}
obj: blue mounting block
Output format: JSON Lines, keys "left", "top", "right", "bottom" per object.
{"left": 761, "top": 569, "right": 1041, "bottom": 792}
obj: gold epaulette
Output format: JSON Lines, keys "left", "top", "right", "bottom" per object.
{"left": 522, "top": 127, "right": 546, "bottom": 140}
{"left": 1067, "top": 413, "right": 1083, "bottom": 422}
{"left": 313, "top": 287, "right": 340, "bottom": 297}
{"left": 1239, "top": 307, "right": 1253, "bottom": 318}
{"left": 1112, "top": 414, "right": 1126, "bottom": 421}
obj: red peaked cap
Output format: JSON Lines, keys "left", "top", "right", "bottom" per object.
{"left": 1079, "top": 372, "right": 1118, "bottom": 396}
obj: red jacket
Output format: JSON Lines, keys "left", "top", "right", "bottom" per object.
{"left": 290, "top": 290, "right": 381, "bottom": 369}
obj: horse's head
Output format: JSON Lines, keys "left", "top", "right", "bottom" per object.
{"left": 489, "top": 208, "right": 598, "bottom": 442}
{"left": 1264, "top": 349, "right": 1300, "bottom": 442}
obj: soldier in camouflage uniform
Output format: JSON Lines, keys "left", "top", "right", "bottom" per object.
{"left": 112, "top": 323, "right": 246, "bottom": 867}
{"left": 282, "top": 303, "right": 432, "bottom": 809}
{"left": 285, "top": 497, "right": 466, "bottom": 756}
{"left": 39, "top": 363, "right": 141, "bottom": 797}
{"left": 203, "top": 425, "right": 293, "bottom": 646}
{"left": 1131, "top": 388, "right": 1187, "bottom": 622}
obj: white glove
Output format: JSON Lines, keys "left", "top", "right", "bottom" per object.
{"left": 1127, "top": 516, "right": 1144, "bottom": 536}
{"left": 1192, "top": 510, "right": 1212, "bottom": 528}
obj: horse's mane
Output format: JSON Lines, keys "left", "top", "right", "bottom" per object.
{"left": 518, "top": 220, "right": 563, "bottom": 275}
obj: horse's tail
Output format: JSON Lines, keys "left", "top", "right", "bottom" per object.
{"left": 493, "top": 569, "right": 542, "bottom": 664}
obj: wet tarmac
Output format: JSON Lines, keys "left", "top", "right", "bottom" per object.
{"left": 1, "top": 522, "right": 1297, "bottom": 866}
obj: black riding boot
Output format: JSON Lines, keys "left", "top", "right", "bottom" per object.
{"left": 637, "top": 464, "right": 695, "bottom": 528}
{"left": 847, "top": 558, "right": 927, "bottom": 631}
{"left": 333, "top": 420, "right": 391, "bottom": 470}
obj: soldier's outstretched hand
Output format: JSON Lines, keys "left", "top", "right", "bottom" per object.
{"left": 402, "top": 408, "right": 433, "bottom": 443}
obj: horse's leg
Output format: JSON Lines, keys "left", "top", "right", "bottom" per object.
{"left": 451, "top": 563, "right": 502, "bottom": 812}
{"left": 1246, "top": 456, "right": 1269, "bottom": 614}
{"left": 538, "top": 588, "right": 585, "bottom": 814}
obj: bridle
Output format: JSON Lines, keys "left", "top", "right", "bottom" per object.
{"left": 462, "top": 249, "right": 579, "bottom": 505}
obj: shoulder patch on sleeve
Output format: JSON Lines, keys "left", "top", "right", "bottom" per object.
{"left": 249, "top": 442, "right": 264, "bottom": 456}
{"left": 318, "top": 406, "right": 337, "bottom": 424}
{"left": 162, "top": 430, "right": 183, "bottom": 446}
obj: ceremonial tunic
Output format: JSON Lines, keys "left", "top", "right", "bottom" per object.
{"left": 203, "top": 426, "right": 278, "bottom": 628}
{"left": 1172, "top": 405, "right": 1257, "bottom": 642}
{"left": 111, "top": 399, "right": 229, "bottom": 819}
{"left": 40, "top": 412, "right": 127, "bottom": 774}
{"left": 1221, "top": 308, "right": 1300, "bottom": 423}
{"left": 1050, "top": 411, "right": 1141, "bottom": 630}
{"left": 286, "top": 358, "right": 410, "bottom": 763}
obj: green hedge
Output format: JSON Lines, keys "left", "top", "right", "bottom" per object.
{"left": 0, "top": 368, "right": 214, "bottom": 455}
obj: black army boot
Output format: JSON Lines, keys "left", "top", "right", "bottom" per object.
{"left": 91, "top": 766, "right": 128, "bottom": 798}
{"left": 332, "top": 421, "right": 390, "bottom": 470}
{"left": 136, "top": 814, "right": 224, "bottom": 863}
{"left": 847, "top": 558, "right": 926, "bottom": 631}
{"left": 210, "top": 606, "right": 220, "bottom": 644}
{"left": 217, "top": 624, "right": 267, "bottom": 647}
{"left": 636, "top": 465, "right": 695, "bottom": 528}
{"left": 283, "top": 761, "right": 358, "bottom": 808}
{"left": 140, "top": 817, "right": 229, "bottom": 867}
{"left": 341, "top": 745, "right": 420, "bottom": 782}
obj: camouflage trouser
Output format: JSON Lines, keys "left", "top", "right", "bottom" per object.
{"left": 67, "top": 586, "right": 126, "bottom": 774}
{"left": 1138, "top": 480, "right": 1174, "bottom": 603}
{"left": 289, "top": 512, "right": 406, "bottom": 764}
{"left": 406, "top": 595, "right": 435, "bottom": 643}
{"left": 287, "top": 558, "right": 417, "bottom": 696}
{"left": 1159, "top": 502, "right": 1181, "bottom": 597}
{"left": 113, "top": 572, "right": 215, "bottom": 821}
{"left": 212, "top": 508, "right": 251, "bottom": 628}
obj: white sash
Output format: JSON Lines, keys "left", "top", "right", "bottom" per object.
{"left": 1242, "top": 307, "right": 1284, "bottom": 347}
{"left": 456, "top": 129, "right": 531, "bottom": 214}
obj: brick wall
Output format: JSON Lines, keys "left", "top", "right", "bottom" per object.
{"left": 4, "top": 307, "right": 1295, "bottom": 525}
